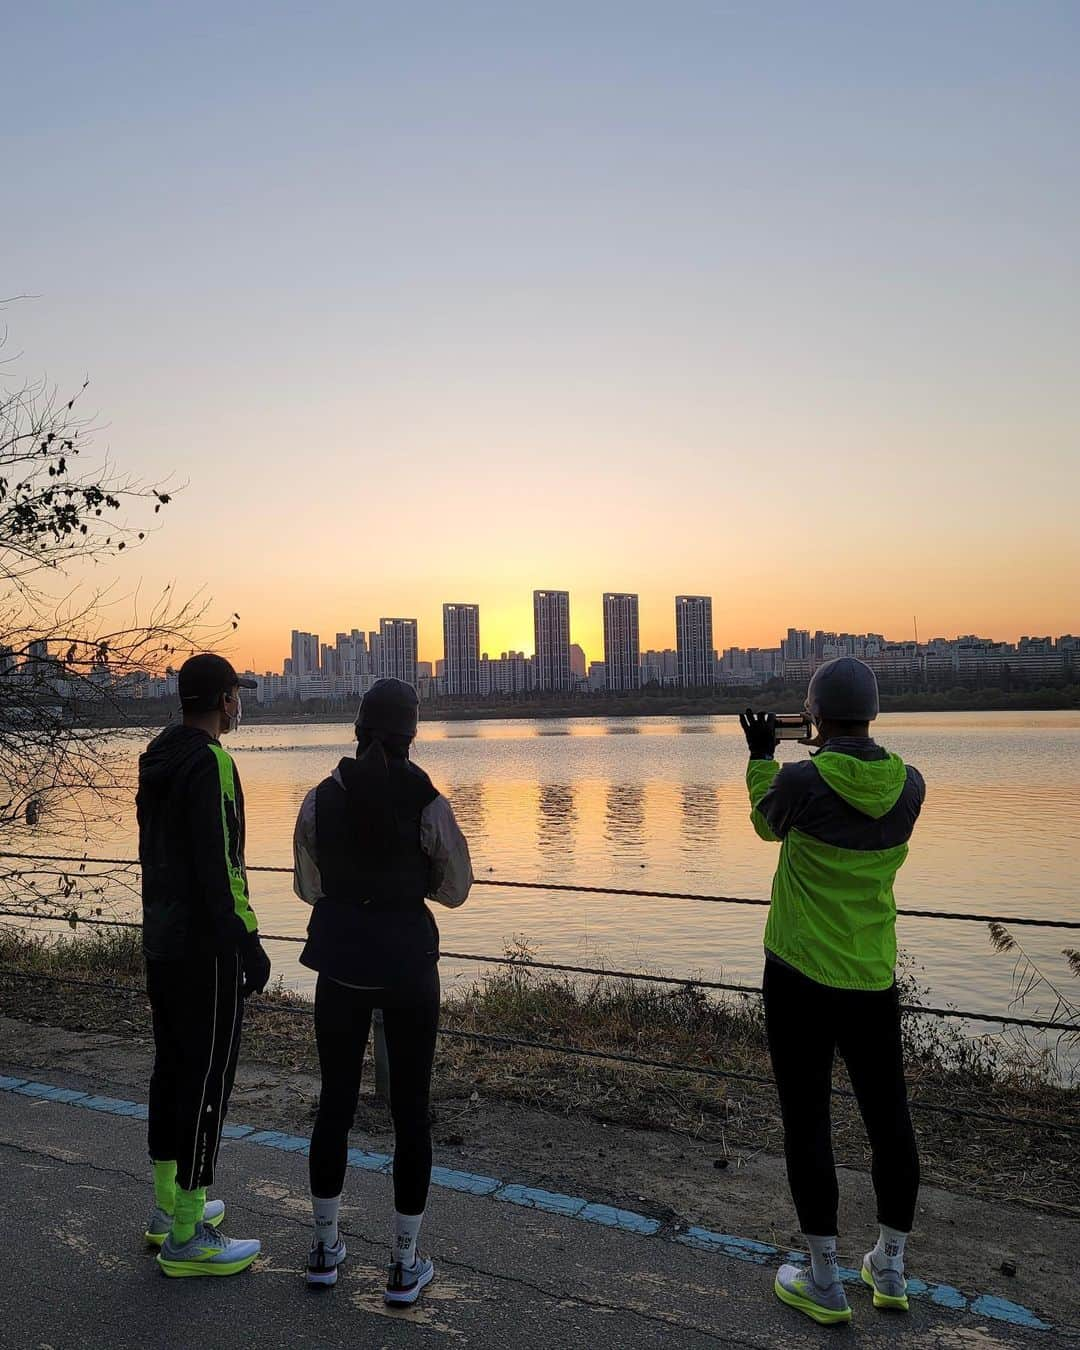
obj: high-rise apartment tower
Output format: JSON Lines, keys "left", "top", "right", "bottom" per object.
{"left": 675, "top": 596, "right": 714, "bottom": 688}
{"left": 533, "top": 590, "right": 572, "bottom": 692}
{"left": 378, "top": 618, "right": 419, "bottom": 687}
{"left": 443, "top": 603, "right": 481, "bottom": 696}
{"left": 603, "top": 593, "right": 641, "bottom": 691}
{"left": 290, "top": 630, "right": 320, "bottom": 677}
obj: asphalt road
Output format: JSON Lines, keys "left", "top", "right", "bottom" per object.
{"left": 0, "top": 1080, "right": 1055, "bottom": 1350}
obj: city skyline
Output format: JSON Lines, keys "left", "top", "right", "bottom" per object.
{"left": 266, "top": 599, "right": 1077, "bottom": 683}
{"left": 224, "top": 585, "right": 1080, "bottom": 676}
{"left": 10, "top": 622, "right": 1074, "bottom": 704}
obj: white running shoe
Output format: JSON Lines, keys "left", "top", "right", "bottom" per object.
{"left": 306, "top": 1236, "right": 347, "bottom": 1287}
{"left": 384, "top": 1254, "right": 434, "bottom": 1305}
{"left": 774, "top": 1262, "right": 852, "bottom": 1325}
{"left": 861, "top": 1253, "right": 909, "bottom": 1311}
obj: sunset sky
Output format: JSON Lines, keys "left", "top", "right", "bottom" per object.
{"left": 5, "top": 3, "right": 1077, "bottom": 669}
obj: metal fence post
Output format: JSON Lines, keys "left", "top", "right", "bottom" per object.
{"left": 372, "top": 1006, "right": 390, "bottom": 1104}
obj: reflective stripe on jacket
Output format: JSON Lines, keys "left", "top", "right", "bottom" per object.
{"left": 137, "top": 723, "right": 258, "bottom": 961}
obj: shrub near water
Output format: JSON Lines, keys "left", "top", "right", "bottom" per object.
{"left": 0, "top": 925, "right": 144, "bottom": 978}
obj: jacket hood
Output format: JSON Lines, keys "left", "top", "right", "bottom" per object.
{"left": 811, "top": 749, "right": 908, "bottom": 819}
{"left": 138, "top": 723, "right": 215, "bottom": 791}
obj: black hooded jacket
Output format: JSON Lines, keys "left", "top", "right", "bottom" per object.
{"left": 136, "top": 724, "right": 259, "bottom": 962}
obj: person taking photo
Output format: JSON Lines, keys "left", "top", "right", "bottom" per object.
{"left": 137, "top": 652, "right": 272, "bottom": 1277}
{"left": 740, "top": 657, "right": 925, "bottom": 1326}
{"left": 292, "top": 677, "right": 473, "bottom": 1302}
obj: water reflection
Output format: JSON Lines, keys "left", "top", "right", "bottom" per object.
{"left": 537, "top": 784, "right": 577, "bottom": 860}
{"left": 445, "top": 782, "right": 486, "bottom": 844}
{"left": 680, "top": 784, "right": 720, "bottom": 849}
{"left": 604, "top": 783, "right": 645, "bottom": 857}
{"left": 39, "top": 715, "right": 1080, "bottom": 1021}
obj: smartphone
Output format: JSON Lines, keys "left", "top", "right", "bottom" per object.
{"left": 774, "top": 713, "right": 812, "bottom": 742}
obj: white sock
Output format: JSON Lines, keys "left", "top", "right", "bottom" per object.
{"left": 393, "top": 1210, "right": 424, "bottom": 1267}
{"left": 806, "top": 1234, "right": 840, "bottom": 1287}
{"left": 870, "top": 1224, "right": 907, "bottom": 1273}
{"left": 312, "top": 1194, "right": 341, "bottom": 1246}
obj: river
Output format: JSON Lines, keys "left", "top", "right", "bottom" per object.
{"left": 22, "top": 710, "right": 1080, "bottom": 1034}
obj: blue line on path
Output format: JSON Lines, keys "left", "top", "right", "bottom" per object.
{"left": 0, "top": 1074, "right": 1053, "bottom": 1334}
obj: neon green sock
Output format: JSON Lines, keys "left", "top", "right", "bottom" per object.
{"left": 153, "top": 1159, "right": 177, "bottom": 1214}
{"left": 172, "top": 1187, "right": 207, "bottom": 1244}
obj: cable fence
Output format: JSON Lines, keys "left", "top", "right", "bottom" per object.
{"left": 1, "top": 850, "right": 1079, "bottom": 1035}
{"left": 3, "top": 850, "right": 1080, "bottom": 929}
{"left": 0, "top": 963, "right": 1076, "bottom": 1138}
{"left": 0, "top": 906, "right": 1074, "bottom": 1034}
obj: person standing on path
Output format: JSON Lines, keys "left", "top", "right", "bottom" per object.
{"left": 293, "top": 677, "right": 472, "bottom": 1302}
{"left": 137, "top": 652, "right": 272, "bottom": 1277}
{"left": 740, "top": 657, "right": 925, "bottom": 1326}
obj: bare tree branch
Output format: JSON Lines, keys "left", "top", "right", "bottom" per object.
{"left": 0, "top": 312, "right": 233, "bottom": 886}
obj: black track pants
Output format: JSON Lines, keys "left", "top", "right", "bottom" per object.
{"left": 146, "top": 952, "right": 244, "bottom": 1191}
{"left": 762, "top": 958, "right": 920, "bottom": 1237}
{"left": 309, "top": 970, "right": 440, "bottom": 1214}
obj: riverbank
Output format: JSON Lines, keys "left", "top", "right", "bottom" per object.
{"left": 2, "top": 926, "right": 1076, "bottom": 1220}
{"left": 63, "top": 683, "right": 1080, "bottom": 728}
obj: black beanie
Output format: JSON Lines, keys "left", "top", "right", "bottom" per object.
{"left": 354, "top": 678, "right": 419, "bottom": 738}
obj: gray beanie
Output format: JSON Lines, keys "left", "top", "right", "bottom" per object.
{"left": 806, "top": 657, "right": 880, "bottom": 723}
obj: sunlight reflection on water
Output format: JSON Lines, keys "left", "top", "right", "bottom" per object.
{"left": 26, "top": 712, "right": 1080, "bottom": 1031}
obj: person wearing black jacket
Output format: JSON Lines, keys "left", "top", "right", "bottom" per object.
{"left": 137, "top": 653, "right": 271, "bottom": 1277}
{"left": 292, "top": 678, "right": 472, "bottom": 1301}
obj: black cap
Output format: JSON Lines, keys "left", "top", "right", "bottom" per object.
{"left": 355, "top": 678, "right": 419, "bottom": 738}
{"left": 178, "top": 653, "right": 256, "bottom": 713}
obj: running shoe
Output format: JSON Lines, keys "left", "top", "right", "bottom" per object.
{"left": 774, "top": 1263, "right": 852, "bottom": 1325}
{"left": 861, "top": 1253, "right": 909, "bottom": 1311}
{"left": 157, "top": 1222, "right": 260, "bottom": 1278}
{"left": 306, "top": 1236, "right": 347, "bottom": 1288}
{"left": 144, "top": 1199, "right": 225, "bottom": 1248}
{"left": 384, "top": 1254, "right": 434, "bottom": 1305}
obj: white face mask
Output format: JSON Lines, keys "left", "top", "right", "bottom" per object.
{"left": 222, "top": 691, "right": 243, "bottom": 732}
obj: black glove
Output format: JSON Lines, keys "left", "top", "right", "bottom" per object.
{"left": 241, "top": 932, "right": 271, "bottom": 998}
{"left": 739, "top": 709, "right": 778, "bottom": 759}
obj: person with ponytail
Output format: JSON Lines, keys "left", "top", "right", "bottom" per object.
{"left": 292, "top": 678, "right": 473, "bottom": 1301}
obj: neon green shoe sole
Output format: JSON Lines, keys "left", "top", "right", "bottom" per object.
{"left": 145, "top": 1201, "right": 225, "bottom": 1247}
{"left": 861, "top": 1264, "right": 909, "bottom": 1311}
{"left": 157, "top": 1249, "right": 258, "bottom": 1278}
{"left": 774, "top": 1275, "right": 852, "bottom": 1325}
{"left": 156, "top": 1224, "right": 259, "bottom": 1277}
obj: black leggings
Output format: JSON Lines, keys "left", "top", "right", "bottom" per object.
{"left": 309, "top": 969, "right": 440, "bottom": 1214}
{"left": 762, "top": 959, "right": 919, "bottom": 1237}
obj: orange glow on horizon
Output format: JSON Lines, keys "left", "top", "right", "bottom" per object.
{"left": 221, "top": 591, "right": 1077, "bottom": 676}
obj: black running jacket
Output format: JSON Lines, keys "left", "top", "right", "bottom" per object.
{"left": 137, "top": 724, "right": 259, "bottom": 961}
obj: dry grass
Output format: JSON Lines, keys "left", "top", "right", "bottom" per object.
{"left": 0, "top": 925, "right": 1077, "bottom": 1216}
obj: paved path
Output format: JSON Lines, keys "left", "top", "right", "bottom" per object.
{"left": 0, "top": 1069, "right": 1058, "bottom": 1349}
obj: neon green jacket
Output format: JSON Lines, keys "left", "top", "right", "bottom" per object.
{"left": 747, "top": 740, "right": 925, "bottom": 990}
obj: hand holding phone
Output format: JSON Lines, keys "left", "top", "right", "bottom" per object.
{"left": 774, "top": 713, "right": 814, "bottom": 743}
